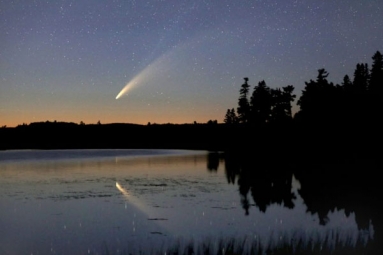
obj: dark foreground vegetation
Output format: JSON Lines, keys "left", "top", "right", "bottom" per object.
{"left": 105, "top": 235, "right": 377, "bottom": 255}
{"left": 0, "top": 121, "right": 229, "bottom": 151}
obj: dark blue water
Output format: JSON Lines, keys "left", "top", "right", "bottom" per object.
{"left": 0, "top": 149, "right": 380, "bottom": 254}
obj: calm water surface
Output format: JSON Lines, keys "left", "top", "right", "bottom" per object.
{"left": 0, "top": 149, "right": 379, "bottom": 254}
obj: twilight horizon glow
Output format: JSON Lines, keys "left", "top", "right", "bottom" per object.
{"left": 1, "top": 1, "right": 383, "bottom": 126}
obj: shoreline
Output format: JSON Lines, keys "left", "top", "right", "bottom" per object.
{"left": 1, "top": 121, "right": 382, "bottom": 164}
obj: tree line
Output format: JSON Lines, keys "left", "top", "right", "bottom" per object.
{"left": 224, "top": 51, "right": 383, "bottom": 126}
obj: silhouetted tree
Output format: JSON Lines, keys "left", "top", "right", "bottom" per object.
{"left": 350, "top": 63, "right": 370, "bottom": 122}
{"left": 228, "top": 78, "right": 296, "bottom": 125}
{"left": 270, "top": 85, "right": 296, "bottom": 123}
{"left": 337, "top": 75, "right": 354, "bottom": 122}
{"left": 353, "top": 63, "right": 369, "bottom": 92}
{"left": 282, "top": 85, "right": 296, "bottom": 119}
{"left": 368, "top": 51, "right": 383, "bottom": 123}
{"left": 335, "top": 63, "right": 373, "bottom": 124}
{"left": 237, "top": 77, "right": 250, "bottom": 123}
{"left": 224, "top": 108, "right": 238, "bottom": 124}
{"left": 207, "top": 119, "right": 218, "bottom": 125}
{"left": 227, "top": 51, "right": 382, "bottom": 129}
{"left": 296, "top": 69, "right": 338, "bottom": 123}
{"left": 249, "top": 80, "right": 272, "bottom": 124}
{"left": 369, "top": 51, "right": 383, "bottom": 93}
{"left": 269, "top": 88, "right": 283, "bottom": 122}
{"left": 341, "top": 75, "right": 352, "bottom": 90}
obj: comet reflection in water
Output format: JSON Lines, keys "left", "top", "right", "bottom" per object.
{"left": 115, "top": 181, "right": 148, "bottom": 214}
{"left": 116, "top": 182, "right": 129, "bottom": 197}
{"left": 116, "top": 181, "right": 162, "bottom": 221}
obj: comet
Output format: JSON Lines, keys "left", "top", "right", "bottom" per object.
{"left": 115, "top": 75, "right": 142, "bottom": 99}
{"left": 115, "top": 37, "right": 197, "bottom": 100}
{"left": 115, "top": 31, "right": 247, "bottom": 100}
{"left": 115, "top": 50, "right": 175, "bottom": 100}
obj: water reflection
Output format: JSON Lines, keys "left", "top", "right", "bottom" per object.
{"left": 207, "top": 152, "right": 220, "bottom": 172}
{"left": 208, "top": 151, "right": 379, "bottom": 253}
{"left": 0, "top": 150, "right": 380, "bottom": 254}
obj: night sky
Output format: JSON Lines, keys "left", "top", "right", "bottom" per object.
{"left": 1, "top": 0, "right": 382, "bottom": 127}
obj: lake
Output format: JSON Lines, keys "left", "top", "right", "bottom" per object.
{"left": 0, "top": 149, "right": 381, "bottom": 255}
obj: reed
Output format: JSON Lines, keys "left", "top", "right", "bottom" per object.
{"left": 95, "top": 233, "right": 372, "bottom": 255}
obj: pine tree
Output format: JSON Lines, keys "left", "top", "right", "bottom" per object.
{"left": 368, "top": 51, "right": 383, "bottom": 122}
{"left": 249, "top": 80, "right": 272, "bottom": 124}
{"left": 297, "top": 69, "right": 336, "bottom": 123}
{"left": 224, "top": 108, "right": 238, "bottom": 124}
{"left": 281, "top": 85, "right": 296, "bottom": 119}
{"left": 269, "top": 85, "right": 295, "bottom": 123}
{"left": 353, "top": 63, "right": 369, "bottom": 92}
{"left": 237, "top": 77, "right": 251, "bottom": 123}
{"left": 369, "top": 51, "right": 383, "bottom": 94}
{"left": 341, "top": 75, "right": 352, "bottom": 90}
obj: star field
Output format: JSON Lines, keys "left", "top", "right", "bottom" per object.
{"left": 1, "top": 0, "right": 382, "bottom": 126}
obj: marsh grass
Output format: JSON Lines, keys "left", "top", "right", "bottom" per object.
{"left": 93, "top": 230, "right": 373, "bottom": 255}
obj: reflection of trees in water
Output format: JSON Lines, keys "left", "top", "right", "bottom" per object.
{"left": 208, "top": 151, "right": 383, "bottom": 253}
{"left": 240, "top": 167, "right": 295, "bottom": 215}
{"left": 219, "top": 152, "right": 381, "bottom": 221}
{"left": 294, "top": 162, "right": 382, "bottom": 234}
{"left": 206, "top": 152, "right": 220, "bottom": 172}
{"left": 222, "top": 152, "right": 295, "bottom": 215}
{"left": 206, "top": 152, "right": 378, "bottom": 253}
